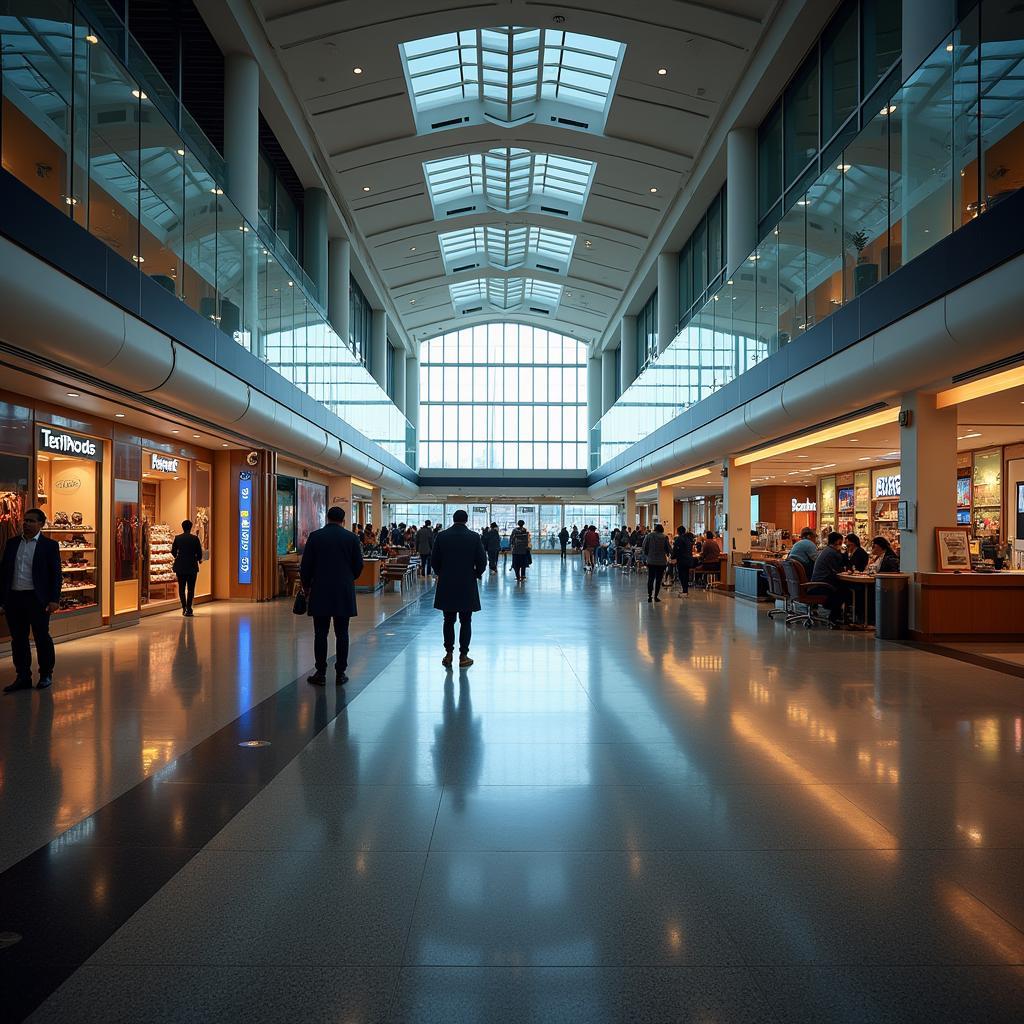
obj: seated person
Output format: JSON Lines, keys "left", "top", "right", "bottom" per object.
{"left": 867, "top": 536, "right": 900, "bottom": 574}
{"left": 787, "top": 527, "right": 819, "bottom": 570}
{"left": 700, "top": 530, "right": 721, "bottom": 579}
{"left": 845, "top": 533, "right": 869, "bottom": 572}
{"left": 810, "top": 531, "right": 848, "bottom": 625}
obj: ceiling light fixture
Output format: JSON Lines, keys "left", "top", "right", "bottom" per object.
{"left": 192, "top": 433, "right": 201, "bottom": 438}
{"left": 66, "top": 392, "right": 79, "bottom": 398}
{"left": 410, "top": 246, "right": 417, "bottom": 252}
{"left": 937, "top": 364, "right": 1024, "bottom": 407}
{"left": 362, "top": 185, "right": 371, "bottom": 192}
{"left": 635, "top": 483, "right": 658, "bottom": 494}
{"left": 657, "top": 68, "right": 668, "bottom": 76}
{"left": 734, "top": 408, "right": 900, "bottom": 466}
{"left": 131, "top": 254, "right": 144, "bottom": 263}
{"left": 946, "top": 43, "right": 954, "bottom": 52}
{"left": 662, "top": 467, "right": 712, "bottom": 486}
{"left": 353, "top": 66, "right": 363, "bottom": 74}
{"left": 176, "top": 148, "right": 185, "bottom": 156}
{"left": 880, "top": 104, "right": 897, "bottom": 116}
{"left": 171, "top": 429, "right": 180, "bottom": 434}
{"left": 836, "top": 163, "right": 851, "bottom": 172}
{"left": 84, "top": 32, "right": 98, "bottom": 44}
{"left": 131, "top": 89, "right": 147, "bottom": 100}
{"left": 649, "top": 187, "right": 658, "bottom": 193}
{"left": 115, "top": 412, "right": 125, "bottom": 418}
{"left": 210, "top": 187, "right": 223, "bottom": 195}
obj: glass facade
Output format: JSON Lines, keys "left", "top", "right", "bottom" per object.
{"left": 349, "top": 277, "right": 372, "bottom": 370}
{"left": 676, "top": 185, "right": 727, "bottom": 328}
{"left": 596, "top": 0, "right": 1024, "bottom": 468}
{"left": 0, "top": 1, "right": 412, "bottom": 466}
{"left": 636, "top": 290, "right": 658, "bottom": 373}
{"left": 419, "top": 324, "right": 586, "bottom": 469}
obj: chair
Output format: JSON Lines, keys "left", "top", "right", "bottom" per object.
{"left": 763, "top": 561, "right": 790, "bottom": 620}
{"left": 781, "top": 559, "right": 836, "bottom": 629}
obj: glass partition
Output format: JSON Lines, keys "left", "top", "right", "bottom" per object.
{"left": 0, "top": 2, "right": 412, "bottom": 467}
{"left": 595, "top": 0, "right": 1024, "bottom": 470}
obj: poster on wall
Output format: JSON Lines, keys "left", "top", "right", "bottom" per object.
{"left": 296, "top": 479, "right": 327, "bottom": 552}
{"left": 935, "top": 526, "right": 972, "bottom": 571}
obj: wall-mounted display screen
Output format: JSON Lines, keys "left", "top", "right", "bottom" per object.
{"left": 956, "top": 475, "right": 971, "bottom": 509}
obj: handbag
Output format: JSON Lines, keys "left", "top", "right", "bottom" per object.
{"left": 292, "top": 590, "right": 307, "bottom": 615}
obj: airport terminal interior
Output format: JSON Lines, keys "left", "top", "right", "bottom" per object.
{"left": 1, "top": 0, "right": 1023, "bottom": 1020}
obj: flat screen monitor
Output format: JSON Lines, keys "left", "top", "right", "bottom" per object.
{"left": 1017, "top": 482, "right": 1024, "bottom": 540}
{"left": 956, "top": 508, "right": 971, "bottom": 526}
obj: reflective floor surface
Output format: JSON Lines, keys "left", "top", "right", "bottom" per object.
{"left": 7, "top": 559, "right": 1024, "bottom": 1022}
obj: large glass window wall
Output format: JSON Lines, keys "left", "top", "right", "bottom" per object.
{"left": 636, "top": 290, "right": 658, "bottom": 372}
{"left": 675, "top": 184, "right": 727, "bottom": 329}
{"left": 596, "top": 0, "right": 1024, "bottom": 469}
{"left": 419, "top": 324, "right": 586, "bottom": 470}
{"left": 0, "top": 2, "right": 413, "bottom": 467}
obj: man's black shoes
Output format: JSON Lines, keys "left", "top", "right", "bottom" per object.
{"left": 3, "top": 678, "right": 32, "bottom": 693}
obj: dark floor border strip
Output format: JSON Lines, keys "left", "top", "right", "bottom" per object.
{"left": 909, "top": 641, "right": 1024, "bottom": 681}
{"left": 0, "top": 592, "right": 433, "bottom": 1023}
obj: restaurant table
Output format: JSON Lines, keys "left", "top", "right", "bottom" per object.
{"left": 838, "top": 572, "right": 874, "bottom": 630}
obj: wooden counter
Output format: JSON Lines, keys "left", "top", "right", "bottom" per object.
{"left": 914, "top": 571, "right": 1024, "bottom": 641}
{"left": 355, "top": 559, "right": 384, "bottom": 593}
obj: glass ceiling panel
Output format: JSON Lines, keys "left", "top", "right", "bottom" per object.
{"left": 400, "top": 24, "right": 625, "bottom": 135}
{"left": 449, "top": 277, "right": 563, "bottom": 313}
{"left": 438, "top": 225, "right": 577, "bottom": 273}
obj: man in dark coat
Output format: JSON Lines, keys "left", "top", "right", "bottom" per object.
{"left": 482, "top": 521, "right": 501, "bottom": 574}
{"left": 171, "top": 519, "right": 204, "bottom": 616}
{"left": 2, "top": 508, "right": 62, "bottom": 691}
{"left": 431, "top": 509, "right": 487, "bottom": 669}
{"left": 300, "top": 505, "right": 364, "bottom": 685}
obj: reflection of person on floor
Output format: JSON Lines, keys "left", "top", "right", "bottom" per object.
{"left": 301, "top": 695, "right": 360, "bottom": 844}
{"left": 432, "top": 677, "right": 482, "bottom": 811}
{"left": 171, "top": 620, "right": 201, "bottom": 709}
{"left": 2, "top": 508, "right": 62, "bottom": 692}
{"left": 171, "top": 519, "right": 203, "bottom": 617}
{"left": 300, "top": 506, "right": 363, "bottom": 686}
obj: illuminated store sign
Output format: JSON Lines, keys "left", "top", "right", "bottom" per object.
{"left": 37, "top": 426, "right": 101, "bottom": 461}
{"left": 238, "top": 472, "right": 253, "bottom": 585}
{"left": 150, "top": 453, "right": 180, "bottom": 474}
{"left": 791, "top": 498, "right": 817, "bottom": 512}
{"left": 875, "top": 473, "right": 901, "bottom": 498}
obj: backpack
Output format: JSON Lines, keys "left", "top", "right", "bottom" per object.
{"left": 512, "top": 528, "right": 529, "bottom": 554}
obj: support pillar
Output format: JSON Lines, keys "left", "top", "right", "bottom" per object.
{"left": 223, "top": 54, "right": 259, "bottom": 225}
{"left": 302, "top": 187, "right": 329, "bottom": 304}
{"left": 327, "top": 238, "right": 350, "bottom": 343}
{"left": 657, "top": 252, "right": 679, "bottom": 354}
{"left": 328, "top": 474, "right": 353, "bottom": 527}
{"left": 586, "top": 357, "right": 602, "bottom": 429}
{"left": 601, "top": 348, "right": 617, "bottom": 415}
{"left": 370, "top": 309, "right": 387, "bottom": 391}
{"left": 371, "top": 487, "right": 383, "bottom": 530}
{"left": 726, "top": 127, "right": 757, "bottom": 275}
{"left": 625, "top": 488, "right": 637, "bottom": 528}
{"left": 620, "top": 315, "right": 637, "bottom": 391}
{"left": 657, "top": 484, "right": 676, "bottom": 534}
{"left": 405, "top": 354, "right": 420, "bottom": 467}
{"left": 393, "top": 346, "right": 407, "bottom": 412}
{"left": 723, "top": 457, "right": 751, "bottom": 589}
{"left": 899, "top": 392, "right": 957, "bottom": 632}
{"left": 902, "top": 0, "right": 956, "bottom": 73}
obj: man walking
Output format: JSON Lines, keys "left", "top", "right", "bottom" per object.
{"left": 416, "top": 520, "right": 434, "bottom": 576}
{"left": 430, "top": 509, "right": 486, "bottom": 669}
{"left": 2, "top": 508, "right": 62, "bottom": 692}
{"left": 171, "top": 519, "right": 203, "bottom": 616}
{"left": 300, "top": 506, "right": 363, "bottom": 685}
{"left": 558, "top": 525, "right": 569, "bottom": 560}
{"left": 483, "top": 521, "right": 501, "bottom": 573}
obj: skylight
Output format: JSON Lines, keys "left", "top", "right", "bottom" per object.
{"left": 424, "top": 147, "right": 595, "bottom": 220}
{"left": 400, "top": 25, "right": 625, "bottom": 136}
{"left": 439, "top": 225, "right": 576, "bottom": 274}
{"left": 449, "top": 277, "right": 563, "bottom": 315}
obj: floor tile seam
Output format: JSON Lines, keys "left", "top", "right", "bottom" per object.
{"left": 951, "top": 878, "right": 1024, "bottom": 944}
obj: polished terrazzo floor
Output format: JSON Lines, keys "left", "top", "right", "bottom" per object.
{"left": 7, "top": 560, "right": 1024, "bottom": 1022}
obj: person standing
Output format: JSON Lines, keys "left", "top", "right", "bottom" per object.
{"left": 482, "top": 522, "right": 501, "bottom": 573}
{"left": 558, "top": 525, "right": 569, "bottom": 560}
{"left": 416, "top": 520, "right": 434, "bottom": 576}
{"left": 300, "top": 506, "right": 363, "bottom": 686}
{"left": 569, "top": 525, "right": 580, "bottom": 553}
{"left": 171, "top": 519, "right": 203, "bottom": 617}
{"left": 582, "top": 524, "right": 599, "bottom": 571}
{"left": 2, "top": 508, "right": 62, "bottom": 692}
{"left": 672, "top": 525, "right": 695, "bottom": 596}
{"left": 431, "top": 509, "right": 487, "bottom": 669}
{"left": 509, "top": 519, "right": 531, "bottom": 582}
{"left": 642, "top": 523, "right": 672, "bottom": 603}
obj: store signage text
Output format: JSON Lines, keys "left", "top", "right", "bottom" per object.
{"left": 55, "top": 478, "right": 82, "bottom": 490}
{"left": 238, "top": 472, "right": 253, "bottom": 585}
{"left": 791, "top": 498, "right": 816, "bottom": 513}
{"left": 875, "top": 474, "right": 901, "bottom": 498}
{"left": 151, "top": 453, "right": 180, "bottom": 474}
{"left": 38, "top": 427, "right": 101, "bottom": 461}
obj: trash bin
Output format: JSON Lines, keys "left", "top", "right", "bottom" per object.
{"left": 875, "top": 573, "right": 909, "bottom": 641}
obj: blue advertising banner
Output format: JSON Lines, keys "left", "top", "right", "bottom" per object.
{"left": 238, "top": 471, "right": 253, "bottom": 584}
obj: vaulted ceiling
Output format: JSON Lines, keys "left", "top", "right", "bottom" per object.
{"left": 252, "top": 0, "right": 778, "bottom": 345}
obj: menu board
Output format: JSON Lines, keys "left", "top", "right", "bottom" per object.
{"left": 819, "top": 476, "right": 836, "bottom": 536}
{"left": 854, "top": 471, "right": 870, "bottom": 512}
{"left": 972, "top": 448, "right": 1001, "bottom": 538}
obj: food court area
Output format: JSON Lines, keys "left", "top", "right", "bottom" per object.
{"left": 635, "top": 368, "right": 1024, "bottom": 650}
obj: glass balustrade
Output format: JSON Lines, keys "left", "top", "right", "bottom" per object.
{"left": 0, "top": 0, "right": 413, "bottom": 467}
{"left": 594, "top": 0, "right": 1024, "bottom": 470}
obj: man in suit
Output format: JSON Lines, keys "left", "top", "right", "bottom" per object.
{"left": 300, "top": 505, "right": 363, "bottom": 685}
{"left": 415, "top": 520, "right": 434, "bottom": 576}
{"left": 171, "top": 519, "right": 204, "bottom": 617}
{"left": 2, "top": 508, "right": 62, "bottom": 692}
{"left": 430, "top": 509, "right": 487, "bottom": 669}
{"left": 482, "top": 522, "right": 501, "bottom": 574}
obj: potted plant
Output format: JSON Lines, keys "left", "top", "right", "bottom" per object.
{"left": 847, "top": 229, "right": 878, "bottom": 296}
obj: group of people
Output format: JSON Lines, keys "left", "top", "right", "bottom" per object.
{"left": 787, "top": 526, "right": 900, "bottom": 625}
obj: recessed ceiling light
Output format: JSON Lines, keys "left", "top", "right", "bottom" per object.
{"left": 795, "top": 455, "right": 809, "bottom": 459}
{"left": 176, "top": 148, "right": 185, "bottom": 157}
{"left": 946, "top": 43, "right": 954, "bottom": 52}
{"left": 409, "top": 298, "right": 416, "bottom": 304}
{"left": 657, "top": 68, "right": 668, "bottom": 76}
{"left": 880, "top": 104, "right": 896, "bottom": 116}
{"left": 115, "top": 412, "right": 125, "bottom": 418}
{"left": 66, "top": 392, "right": 79, "bottom": 398}
{"left": 210, "top": 187, "right": 223, "bottom": 195}
{"left": 193, "top": 433, "right": 201, "bottom": 438}
{"left": 84, "top": 33, "right": 98, "bottom": 44}
{"left": 132, "top": 254, "right": 145, "bottom": 263}
{"left": 584, "top": 239, "right": 592, "bottom": 248}
{"left": 797, "top": 198, "right": 809, "bottom": 205}
{"left": 837, "top": 163, "right": 851, "bottom": 172}
{"left": 131, "top": 89, "right": 147, "bottom": 100}
{"left": 171, "top": 429, "right": 180, "bottom": 434}
{"left": 221, "top": 443, "right": 230, "bottom": 447}
{"left": 353, "top": 66, "right": 363, "bottom": 74}
{"left": 649, "top": 187, "right": 658, "bottom": 193}
{"left": 410, "top": 246, "right": 417, "bottom": 252}
{"left": 362, "top": 185, "right": 371, "bottom": 192}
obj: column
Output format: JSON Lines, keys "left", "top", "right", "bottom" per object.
{"left": 726, "top": 127, "right": 757, "bottom": 274}
{"left": 586, "top": 357, "right": 602, "bottom": 430}
{"left": 405, "top": 353, "right": 420, "bottom": 466}
{"left": 619, "top": 315, "right": 637, "bottom": 391}
{"left": 601, "top": 348, "right": 617, "bottom": 415}
{"left": 902, "top": 0, "right": 956, "bottom": 73}
{"left": 722, "top": 457, "right": 751, "bottom": 589}
{"left": 656, "top": 252, "right": 679, "bottom": 354}
{"left": 370, "top": 309, "right": 387, "bottom": 391}
{"left": 625, "top": 488, "right": 637, "bottom": 528}
{"left": 371, "top": 488, "right": 383, "bottom": 530}
{"left": 327, "top": 237, "right": 350, "bottom": 342}
{"left": 328, "top": 474, "right": 353, "bottom": 524}
{"left": 899, "top": 391, "right": 957, "bottom": 631}
{"left": 223, "top": 54, "right": 259, "bottom": 225}
{"left": 393, "top": 346, "right": 407, "bottom": 413}
{"left": 303, "top": 187, "right": 329, "bottom": 304}
{"left": 657, "top": 484, "right": 675, "bottom": 533}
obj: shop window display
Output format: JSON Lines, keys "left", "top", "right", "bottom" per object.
{"left": 296, "top": 479, "right": 326, "bottom": 552}
{"left": 972, "top": 448, "right": 1002, "bottom": 539}
{"left": 141, "top": 449, "right": 190, "bottom": 608}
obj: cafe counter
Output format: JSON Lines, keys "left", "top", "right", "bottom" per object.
{"left": 914, "top": 571, "right": 1024, "bottom": 641}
